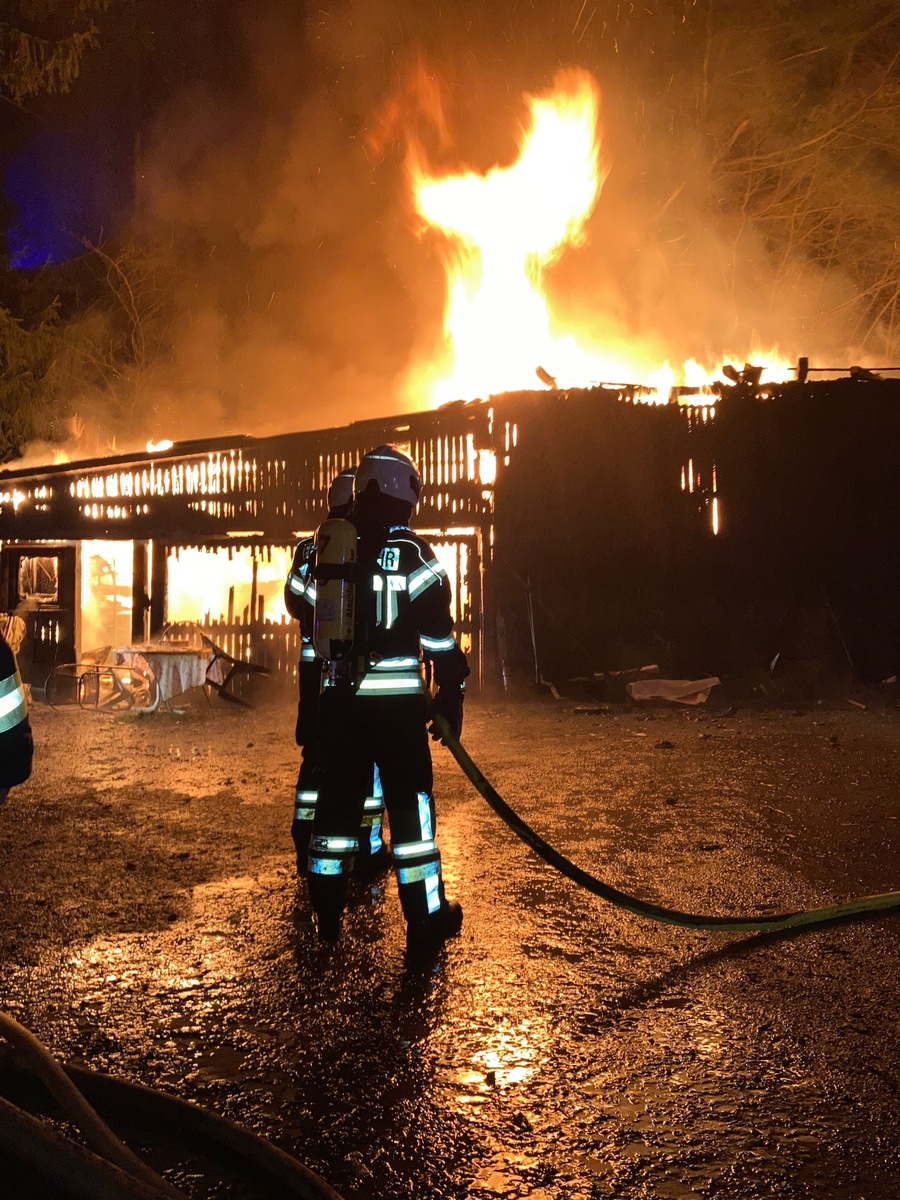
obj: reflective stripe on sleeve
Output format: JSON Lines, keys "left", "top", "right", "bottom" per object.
{"left": 407, "top": 559, "right": 447, "bottom": 600}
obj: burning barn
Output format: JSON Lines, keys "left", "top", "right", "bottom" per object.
{"left": 0, "top": 402, "right": 491, "bottom": 696}
{"left": 2, "top": 366, "right": 900, "bottom": 700}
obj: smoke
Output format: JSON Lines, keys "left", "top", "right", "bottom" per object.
{"left": 546, "top": 80, "right": 882, "bottom": 375}
{"left": 84, "top": 0, "right": 895, "bottom": 450}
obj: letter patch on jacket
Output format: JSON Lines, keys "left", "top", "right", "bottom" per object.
{"left": 376, "top": 547, "right": 400, "bottom": 572}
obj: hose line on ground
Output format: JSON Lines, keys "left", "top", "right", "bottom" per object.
{"left": 0, "top": 1011, "right": 184, "bottom": 1198}
{"left": 434, "top": 715, "right": 900, "bottom": 933}
{"left": 0, "top": 1094, "right": 182, "bottom": 1200}
{"left": 64, "top": 1064, "right": 347, "bottom": 1200}
{"left": 0, "top": 1012, "right": 346, "bottom": 1200}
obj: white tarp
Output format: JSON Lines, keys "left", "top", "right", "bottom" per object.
{"left": 626, "top": 676, "right": 721, "bottom": 705}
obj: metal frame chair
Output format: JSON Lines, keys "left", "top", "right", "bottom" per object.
{"left": 46, "top": 647, "right": 158, "bottom": 711}
{"left": 200, "top": 634, "right": 271, "bottom": 707}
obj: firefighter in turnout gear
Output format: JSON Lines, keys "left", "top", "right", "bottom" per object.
{"left": 0, "top": 627, "right": 34, "bottom": 803}
{"left": 284, "top": 468, "right": 386, "bottom": 875}
{"left": 307, "top": 444, "right": 469, "bottom": 959}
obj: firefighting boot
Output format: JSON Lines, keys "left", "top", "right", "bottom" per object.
{"left": 307, "top": 833, "right": 357, "bottom": 943}
{"left": 405, "top": 900, "right": 464, "bottom": 962}
{"left": 308, "top": 879, "right": 344, "bottom": 944}
{"left": 312, "top": 907, "right": 342, "bottom": 944}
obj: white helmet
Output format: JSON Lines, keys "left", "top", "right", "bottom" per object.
{"left": 327, "top": 467, "right": 356, "bottom": 510}
{"left": 354, "top": 444, "right": 421, "bottom": 506}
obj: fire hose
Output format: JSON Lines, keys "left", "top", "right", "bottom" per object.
{"left": 0, "top": 1011, "right": 345, "bottom": 1200}
{"left": 433, "top": 714, "right": 900, "bottom": 933}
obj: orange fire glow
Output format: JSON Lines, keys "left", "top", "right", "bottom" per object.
{"left": 406, "top": 69, "right": 793, "bottom": 406}
{"left": 410, "top": 69, "right": 606, "bottom": 404}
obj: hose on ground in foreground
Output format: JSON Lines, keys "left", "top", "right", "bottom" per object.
{"left": 0, "top": 1010, "right": 345, "bottom": 1200}
{"left": 433, "top": 715, "right": 900, "bottom": 933}
{"left": 0, "top": 1092, "right": 179, "bottom": 1200}
{"left": 0, "top": 1011, "right": 183, "bottom": 1199}
{"left": 65, "top": 1063, "right": 346, "bottom": 1200}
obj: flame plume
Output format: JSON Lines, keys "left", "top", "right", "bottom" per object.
{"left": 410, "top": 69, "right": 607, "bottom": 404}
{"left": 404, "top": 68, "right": 793, "bottom": 406}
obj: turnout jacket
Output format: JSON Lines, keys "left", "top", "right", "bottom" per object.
{"left": 0, "top": 631, "right": 34, "bottom": 789}
{"left": 285, "top": 521, "right": 468, "bottom": 696}
{"left": 284, "top": 534, "right": 317, "bottom": 666}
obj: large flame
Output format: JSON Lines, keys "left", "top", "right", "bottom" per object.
{"left": 411, "top": 70, "right": 606, "bottom": 404}
{"left": 407, "top": 69, "right": 793, "bottom": 404}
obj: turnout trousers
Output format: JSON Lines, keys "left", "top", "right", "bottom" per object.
{"left": 292, "top": 663, "right": 384, "bottom": 874}
{"left": 294, "top": 749, "right": 384, "bottom": 872}
{"left": 307, "top": 689, "right": 448, "bottom": 926}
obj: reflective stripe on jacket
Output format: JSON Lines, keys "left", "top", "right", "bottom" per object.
{"left": 350, "top": 524, "right": 467, "bottom": 694}
{"left": 284, "top": 535, "right": 316, "bottom": 621}
{"left": 0, "top": 632, "right": 34, "bottom": 788}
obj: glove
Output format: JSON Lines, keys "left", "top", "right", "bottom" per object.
{"left": 429, "top": 686, "right": 464, "bottom": 742}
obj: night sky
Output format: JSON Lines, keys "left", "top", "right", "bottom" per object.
{"left": 3, "top": 2, "right": 246, "bottom": 264}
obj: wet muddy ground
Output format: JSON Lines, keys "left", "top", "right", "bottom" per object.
{"left": 2, "top": 691, "right": 900, "bottom": 1199}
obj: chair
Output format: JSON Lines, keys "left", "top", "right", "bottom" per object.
{"left": 47, "top": 646, "right": 157, "bottom": 711}
{"left": 201, "top": 634, "right": 272, "bottom": 708}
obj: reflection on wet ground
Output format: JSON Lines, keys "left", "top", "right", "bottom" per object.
{"left": 4, "top": 703, "right": 900, "bottom": 1198}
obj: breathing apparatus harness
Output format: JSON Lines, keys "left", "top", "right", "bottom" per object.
{"left": 312, "top": 515, "right": 395, "bottom": 692}
{"left": 312, "top": 516, "right": 360, "bottom": 687}
{"left": 432, "top": 714, "right": 900, "bottom": 934}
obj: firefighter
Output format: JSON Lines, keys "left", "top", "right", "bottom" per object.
{"left": 1, "top": 627, "right": 34, "bottom": 803}
{"left": 284, "top": 467, "right": 386, "bottom": 875}
{"left": 307, "top": 444, "right": 469, "bottom": 959}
